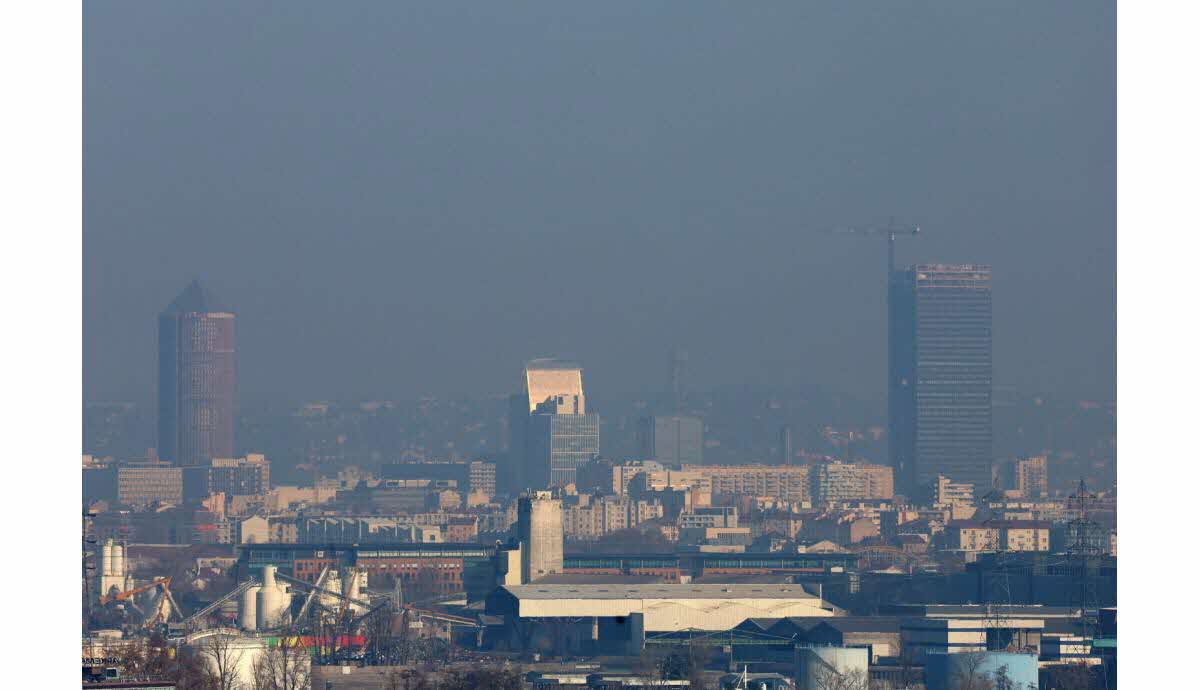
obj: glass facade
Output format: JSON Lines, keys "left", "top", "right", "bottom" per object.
{"left": 889, "top": 264, "right": 992, "bottom": 495}
{"left": 638, "top": 415, "right": 704, "bottom": 466}
{"left": 528, "top": 413, "right": 600, "bottom": 488}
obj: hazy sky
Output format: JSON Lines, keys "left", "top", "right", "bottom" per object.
{"left": 84, "top": 1, "right": 1115, "bottom": 404}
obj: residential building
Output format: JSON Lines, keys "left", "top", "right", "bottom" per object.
{"left": 1012, "top": 455, "right": 1049, "bottom": 499}
{"left": 469, "top": 460, "right": 497, "bottom": 499}
{"left": 581, "top": 459, "right": 666, "bottom": 495}
{"left": 802, "top": 515, "right": 880, "bottom": 545}
{"left": 681, "top": 464, "right": 811, "bottom": 503}
{"left": 809, "top": 462, "right": 894, "bottom": 504}
{"left": 183, "top": 454, "right": 271, "bottom": 501}
{"left": 890, "top": 264, "right": 993, "bottom": 495}
{"left": 117, "top": 461, "right": 183, "bottom": 507}
{"left": 562, "top": 494, "right": 664, "bottom": 540}
{"left": 157, "top": 280, "right": 236, "bottom": 466}
{"left": 445, "top": 516, "right": 479, "bottom": 543}
{"left": 626, "top": 467, "right": 712, "bottom": 508}
{"left": 678, "top": 505, "right": 738, "bottom": 529}
{"left": 944, "top": 519, "right": 1051, "bottom": 553}
{"left": 930, "top": 475, "right": 976, "bottom": 508}
{"left": 637, "top": 415, "right": 704, "bottom": 466}
{"left": 862, "top": 464, "right": 895, "bottom": 500}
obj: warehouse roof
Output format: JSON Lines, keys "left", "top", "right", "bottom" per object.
{"left": 502, "top": 583, "right": 819, "bottom": 600}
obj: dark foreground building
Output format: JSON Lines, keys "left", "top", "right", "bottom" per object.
{"left": 157, "top": 280, "right": 236, "bottom": 466}
{"left": 889, "top": 264, "right": 993, "bottom": 495}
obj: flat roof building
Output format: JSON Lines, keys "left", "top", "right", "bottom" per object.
{"left": 890, "top": 264, "right": 993, "bottom": 495}
{"left": 488, "top": 583, "right": 834, "bottom": 635}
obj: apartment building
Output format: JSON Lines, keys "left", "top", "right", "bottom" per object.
{"left": 681, "top": 464, "right": 811, "bottom": 503}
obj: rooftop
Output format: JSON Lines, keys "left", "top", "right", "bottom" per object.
{"left": 162, "top": 279, "right": 231, "bottom": 315}
{"left": 503, "top": 583, "right": 820, "bottom": 600}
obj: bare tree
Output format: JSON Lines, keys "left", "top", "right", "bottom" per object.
{"left": 811, "top": 664, "right": 869, "bottom": 690}
{"left": 633, "top": 646, "right": 672, "bottom": 688}
{"left": 251, "top": 636, "right": 311, "bottom": 690}
{"left": 174, "top": 647, "right": 219, "bottom": 690}
{"left": 992, "top": 664, "right": 1015, "bottom": 690}
{"left": 686, "top": 642, "right": 713, "bottom": 690}
{"left": 1048, "top": 662, "right": 1099, "bottom": 690}
{"left": 196, "top": 632, "right": 247, "bottom": 690}
{"left": 953, "top": 652, "right": 995, "bottom": 690}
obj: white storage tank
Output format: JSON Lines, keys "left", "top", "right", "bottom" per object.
{"left": 238, "top": 583, "right": 262, "bottom": 631}
{"left": 256, "top": 565, "right": 291, "bottom": 630}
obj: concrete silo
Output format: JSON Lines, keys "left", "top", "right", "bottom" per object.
{"left": 111, "top": 543, "right": 125, "bottom": 579}
{"left": 101, "top": 540, "right": 114, "bottom": 576}
{"left": 255, "top": 565, "right": 291, "bottom": 630}
{"left": 238, "top": 583, "right": 262, "bottom": 631}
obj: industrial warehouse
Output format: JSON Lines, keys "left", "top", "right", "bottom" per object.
{"left": 484, "top": 583, "right": 838, "bottom": 655}
{"left": 83, "top": 488, "right": 1118, "bottom": 689}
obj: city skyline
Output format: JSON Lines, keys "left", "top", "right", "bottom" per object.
{"left": 68, "top": 3, "right": 1131, "bottom": 685}
{"left": 83, "top": 1, "right": 1115, "bottom": 404}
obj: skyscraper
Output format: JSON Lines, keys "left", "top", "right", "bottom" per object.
{"left": 157, "top": 280, "right": 236, "bottom": 466}
{"left": 506, "top": 359, "right": 599, "bottom": 490}
{"left": 889, "top": 264, "right": 992, "bottom": 495}
{"left": 638, "top": 415, "right": 704, "bottom": 466}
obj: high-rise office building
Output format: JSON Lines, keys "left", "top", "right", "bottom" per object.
{"left": 889, "top": 264, "right": 993, "bottom": 495}
{"left": 528, "top": 412, "right": 601, "bottom": 488}
{"left": 506, "top": 359, "right": 599, "bottom": 490}
{"left": 157, "top": 280, "right": 236, "bottom": 466}
{"left": 638, "top": 415, "right": 704, "bottom": 466}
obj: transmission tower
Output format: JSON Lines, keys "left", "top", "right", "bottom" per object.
{"left": 979, "top": 482, "right": 1015, "bottom": 650}
{"left": 82, "top": 510, "right": 97, "bottom": 633}
{"left": 1067, "top": 478, "right": 1102, "bottom": 640}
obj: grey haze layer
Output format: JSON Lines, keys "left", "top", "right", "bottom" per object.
{"left": 84, "top": 1, "right": 1115, "bottom": 403}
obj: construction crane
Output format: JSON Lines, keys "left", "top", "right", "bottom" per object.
{"left": 99, "top": 577, "right": 172, "bottom": 606}
{"left": 276, "top": 570, "right": 373, "bottom": 611}
{"left": 145, "top": 582, "right": 184, "bottom": 627}
{"left": 296, "top": 566, "right": 334, "bottom": 622}
{"left": 826, "top": 217, "right": 921, "bottom": 279}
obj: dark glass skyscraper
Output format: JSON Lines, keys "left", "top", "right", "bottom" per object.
{"left": 157, "top": 280, "right": 236, "bottom": 466}
{"left": 638, "top": 416, "right": 704, "bottom": 466}
{"left": 889, "top": 264, "right": 992, "bottom": 495}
